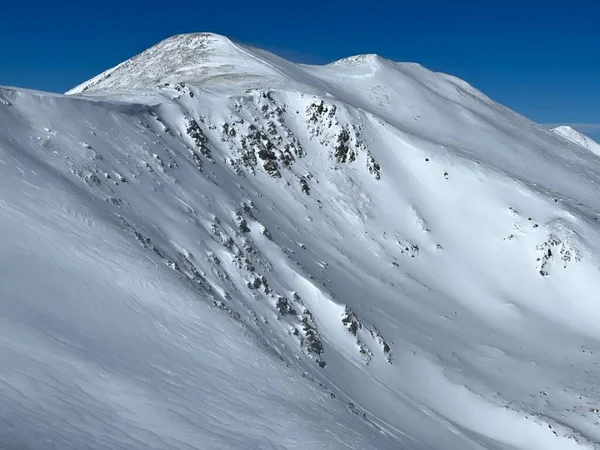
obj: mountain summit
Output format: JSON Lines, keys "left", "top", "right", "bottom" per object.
{"left": 551, "top": 125, "right": 600, "bottom": 156}
{"left": 66, "top": 33, "right": 285, "bottom": 94}
{"left": 3, "top": 33, "right": 600, "bottom": 450}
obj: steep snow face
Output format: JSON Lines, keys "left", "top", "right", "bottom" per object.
{"left": 551, "top": 126, "right": 600, "bottom": 156}
{"left": 4, "top": 34, "right": 600, "bottom": 449}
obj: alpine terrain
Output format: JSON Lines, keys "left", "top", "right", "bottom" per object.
{"left": 3, "top": 33, "right": 600, "bottom": 450}
{"left": 551, "top": 126, "right": 600, "bottom": 157}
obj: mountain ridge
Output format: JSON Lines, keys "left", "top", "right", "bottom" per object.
{"left": 66, "top": 33, "right": 436, "bottom": 96}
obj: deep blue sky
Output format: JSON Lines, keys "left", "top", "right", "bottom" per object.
{"left": 1, "top": 0, "right": 598, "bottom": 133}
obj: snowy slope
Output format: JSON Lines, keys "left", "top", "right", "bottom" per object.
{"left": 551, "top": 125, "right": 600, "bottom": 156}
{"left": 3, "top": 33, "right": 600, "bottom": 449}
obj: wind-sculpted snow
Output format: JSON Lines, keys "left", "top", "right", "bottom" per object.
{"left": 2, "top": 33, "right": 600, "bottom": 449}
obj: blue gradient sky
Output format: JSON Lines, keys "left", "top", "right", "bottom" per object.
{"left": 1, "top": 0, "right": 598, "bottom": 134}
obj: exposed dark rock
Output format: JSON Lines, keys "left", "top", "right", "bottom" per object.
{"left": 341, "top": 307, "right": 362, "bottom": 336}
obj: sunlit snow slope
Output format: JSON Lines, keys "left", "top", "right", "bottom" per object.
{"left": 3, "top": 33, "right": 600, "bottom": 449}
{"left": 551, "top": 126, "right": 600, "bottom": 156}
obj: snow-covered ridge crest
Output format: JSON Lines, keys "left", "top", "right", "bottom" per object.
{"left": 65, "top": 33, "right": 459, "bottom": 97}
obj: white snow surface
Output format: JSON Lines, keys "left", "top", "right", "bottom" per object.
{"left": 551, "top": 126, "right": 600, "bottom": 156}
{"left": 2, "top": 33, "right": 600, "bottom": 449}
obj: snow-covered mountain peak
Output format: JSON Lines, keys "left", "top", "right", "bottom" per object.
{"left": 328, "top": 53, "right": 383, "bottom": 66}
{"left": 552, "top": 125, "right": 587, "bottom": 142}
{"left": 66, "top": 32, "right": 291, "bottom": 95}
{"left": 157, "top": 31, "right": 233, "bottom": 47}
{"left": 551, "top": 125, "right": 600, "bottom": 156}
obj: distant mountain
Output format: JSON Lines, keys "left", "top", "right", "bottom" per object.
{"left": 2, "top": 32, "right": 600, "bottom": 450}
{"left": 551, "top": 125, "right": 600, "bottom": 156}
